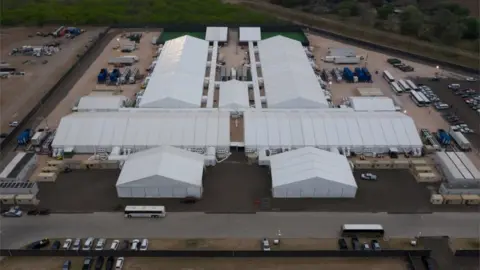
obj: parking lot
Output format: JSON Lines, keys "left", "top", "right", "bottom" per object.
{"left": 0, "top": 257, "right": 410, "bottom": 270}
{"left": 33, "top": 161, "right": 476, "bottom": 213}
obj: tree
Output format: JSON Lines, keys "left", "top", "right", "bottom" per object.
{"left": 385, "top": 14, "right": 398, "bottom": 32}
{"left": 399, "top": 5, "right": 424, "bottom": 36}
{"left": 432, "top": 8, "right": 457, "bottom": 36}
{"left": 441, "top": 23, "right": 466, "bottom": 45}
{"left": 377, "top": 4, "right": 394, "bottom": 20}
{"left": 462, "top": 17, "right": 480, "bottom": 40}
{"left": 338, "top": 8, "right": 351, "bottom": 19}
{"left": 437, "top": 3, "right": 469, "bottom": 17}
{"left": 337, "top": 0, "right": 359, "bottom": 16}
{"left": 360, "top": 7, "right": 376, "bottom": 26}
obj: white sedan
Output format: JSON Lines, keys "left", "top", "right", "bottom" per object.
{"left": 361, "top": 173, "right": 377, "bottom": 180}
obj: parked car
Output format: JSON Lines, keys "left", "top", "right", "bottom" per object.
{"left": 2, "top": 206, "right": 22, "bottom": 217}
{"left": 62, "top": 260, "right": 71, "bottom": 270}
{"left": 361, "top": 243, "right": 371, "bottom": 250}
{"left": 261, "top": 238, "right": 271, "bottom": 251}
{"left": 72, "top": 238, "right": 82, "bottom": 250}
{"left": 140, "top": 239, "right": 149, "bottom": 251}
{"left": 351, "top": 237, "right": 361, "bottom": 250}
{"left": 105, "top": 256, "right": 115, "bottom": 270}
{"left": 95, "top": 238, "right": 106, "bottom": 250}
{"left": 371, "top": 240, "right": 381, "bottom": 250}
{"left": 95, "top": 256, "right": 104, "bottom": 270}
{"left": 110, "top": 240, "right": 120, "bottom": 250}
{"left": 130, "top": 239, "right": 140, "bottom": 250}
{"left": 28, "top": 238, "right": 50, "bottom": 249}
{"left": 120, "top": 240, "right": 129, "bottom": 250}
{"left": 82, "top": 257, "right": 93, "bottom": 270}
{"left": 82, "top": 237, "right": 94, "bottom": 251}
{"left": 63, "top": 239, "right": 73, "bottom": 250}
{"left": 338, "top": 238, "right": 348, "bottom": 250}
{"left": 115, "top": 257, "right": 125, "bottom": 270}
{"left": 51, "top": 240, "right": 61, "bottom": 250}
{"left": 8, "top": 121, "right": 18, "bottom": 127}
{"left": 27, "top": 209, "right": 39, "bottom": 215}
{"left": 361, "top": 173, "right": 377, "bottom": 180}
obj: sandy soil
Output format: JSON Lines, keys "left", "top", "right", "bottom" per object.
{"left": 0, "top": 27, "right": 106, "bottom": 133}
{"left": 0, "top": 257, "right": 408, "bottom": 270}
{"left": 37, "top": 31, "right": 159, "bottom": 130}
{"left": 219, "top": 29, "right": 247, "bottom": 70}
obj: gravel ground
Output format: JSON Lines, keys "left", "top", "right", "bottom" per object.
{"left": 0, "top": 27, "right": 106, "bottom": 134}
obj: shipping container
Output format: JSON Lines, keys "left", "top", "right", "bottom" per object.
{"left": 437, "top": 129, "right": 451, "bottom": 145}
{"left": 97, "top": 68, "right": 108, "bottom": 83}
{"left": 361, "top": 67, "right": 372, "bottom": 82}
{"left": 343, "top": 67, "right": 354, "bottom": 82}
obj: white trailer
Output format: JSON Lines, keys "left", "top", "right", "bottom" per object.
{"left": 31, "top": 131, "right": 47, "bottom": 146}
{"left": 333, "top": 56, "right": 361, "bottom": 64}
{"left": 108, "top": 57, "right": 136, "bottom": 65}
{"left": 449, "top": 129, "right": 471, "bottom": 150}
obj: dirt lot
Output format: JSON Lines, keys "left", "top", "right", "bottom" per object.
{"left": 38, "top": 31, "right": 159, "bottom": 130}
{"left": 0, "top": 257, "right": 410, "bottom": 270}
{"left": 0, "top": 27, "right": 106, "bottom": 134}
{"left": 34, "top": 158, "right": 477, "bottom": 213}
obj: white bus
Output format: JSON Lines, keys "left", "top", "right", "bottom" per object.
{"left": 405, "top": 79, "right": 418, "bottom": 91}
{"left": 410, "top": 91, "right": 428, "bottom": 106}
{"left": 341, "top": 224, "right": 384, "bottom": 237}
{"left": 383, "top": 70, "right": 395, "bottom": 82}
{"left": 398, "top": 79, "right": 411, "bottom": 92}
{"left": 124, "top": 206, "right": 166, "bottom": 218}
{"left": 418, "top": 92, "right": 431, "bottom": 105}
{"left": 390, "top": 81, "right": 403, "bottom": 95}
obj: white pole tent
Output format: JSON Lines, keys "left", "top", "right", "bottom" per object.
{"left": 218, "top": 80, "right": 250, "bottom": 110}
{"left": 139, "top": 36, "right": 209, "bottom": 108}
{"left": 51, "top": 110, "right": 230, "bottom": 154}
{"left": 76, "top": 95, "right": 128, "bottom": 112}
{"left": 269, "top": 147, "right": 357, "bottom": 198}
{"left": 244, "top": 110, "right": 423, "bottom": 155}
{"left": 257, "top": 36, "right": 329, "bottom": 109}
{"left": 116, "top": 146, "right": 205, "bottom": 198}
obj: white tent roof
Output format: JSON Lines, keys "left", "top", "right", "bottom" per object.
{"left": 244, "top": 110, "right": 423, "bottom": 151}
{"left": 348, "top": 97, "right": 396, "bottom": 111}
{"left": 219, "top": 80, "right": 250, "bottom": 109}
{"left": 258, "top": 36, "right": 328, "bottom": 108}
{"left": 270, "top": 147, "right": 357, "bottom": 188}
{"left": 116, "top": 146, "right": 204, "bottom": 187}
{"left": 52, "top": 110, "right": 230, "bottom": 151}
{"left": 139, "top": 36, "right": 208, "bottom": 108}
{"left": 77, "top": 95, "right": 127, "bottom": 111}
{"left": 239, "top": 27, "right": 261, "bottom": 42}
{"left": 206, "top": 27, "right": 228, "bottom": 41}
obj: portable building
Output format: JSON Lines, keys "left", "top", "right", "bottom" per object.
{"left": 439, "top": 182, "right": 480, "bottom": 195}
{"left": 270, "top": 147, "right": 357, "bottom": 198}
{"left": 449, "top": 130, "right": 471, "bottom": 150}
{"left": 76, "top": 95, "right": 128, "bottom": 112}
{"left": 239, "top": 27, "right": 261, "bottom": 43}
{"left": 327, "top": 48, "right": 356, "bottom": 57}
{"left": 108, "top": 57, "right": 136, "bottom": 65}
{"left": 205, "top": 27, "right": 228, "bottom": 43}
{"left": 334, "top": 56, "right": 361, "bottom": 65}
{"left": 244, "top": 110, "right": 423, "bottom": 155}
{"left": 434, "top": 151, "right": 480, "bottom": 183}
{"left": 357, "top": 87, "right": 384, "bottom": 97}
{"left": 348, "top": 97, "right": 396, "bottom": 112}
{"left": 116, "top": 146, "right": 204, "bottom": 198}
{"left": 51, "top": 110, "right": 230, "bottom": 154}
{"left": 139, "top": 36, "right": 208, "bottom": 108}
{"left": 258, "top": 36, "right": 328, "bottom": 108}
{"left": 0, "top": 153, "right": 37, "bottom": 182}
{"left": 0, "top": 181, "right": 39, "bottom": 195}
{"left": 218, "top": 80, "right": 249, "bottom": 110}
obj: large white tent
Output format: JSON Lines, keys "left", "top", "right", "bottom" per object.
{"left": 116, "top": 146, "right": 204, "bottom": 198}
{"left": 218, "top": 80, "right": 250, "bottom": 109}
{"left": 139, "top": 36, "right": 208, "bottom": 108}
{"left": 244, "top": 110, "right": 423, "bottom": 154}
{"left": 52, "top": 110, "right": 230, "bottom": 154}
{"left": 270, "top": 147, "right": 357, "bottom": 198}
{"left": 258, "top": 36, "right": 328, "bottom": 108}
{"left": 76, "top": 95, "right": 128, "bottom": 112}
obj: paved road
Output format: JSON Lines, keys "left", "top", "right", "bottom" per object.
{"left": 1, "top": 212, "right": 479, "bottom": 248}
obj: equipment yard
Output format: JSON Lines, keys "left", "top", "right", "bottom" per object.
{"left": 0, "top": 27, "right": 106, "bottom": 134}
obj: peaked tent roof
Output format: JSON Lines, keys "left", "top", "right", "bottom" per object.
{"left": 258, "top": 36, "right": 328, "bottom": 108}
{"left": 116, "top": 146, "right": 205, "bottom": 187}
{"left": 139, "top": 35, "right": 208, "bottom": 108}
{"left": 219, "top": 80, "right": 250, "bottom": 109}
{"left": 269, "top": 147, "right": 357, "bottom": 188}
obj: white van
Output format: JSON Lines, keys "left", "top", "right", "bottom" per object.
{"left": 82, "top": 237, "right": 94, "bottom": 251}
{"left": 448, "top": 84, "right": 460, "bottom": 89}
